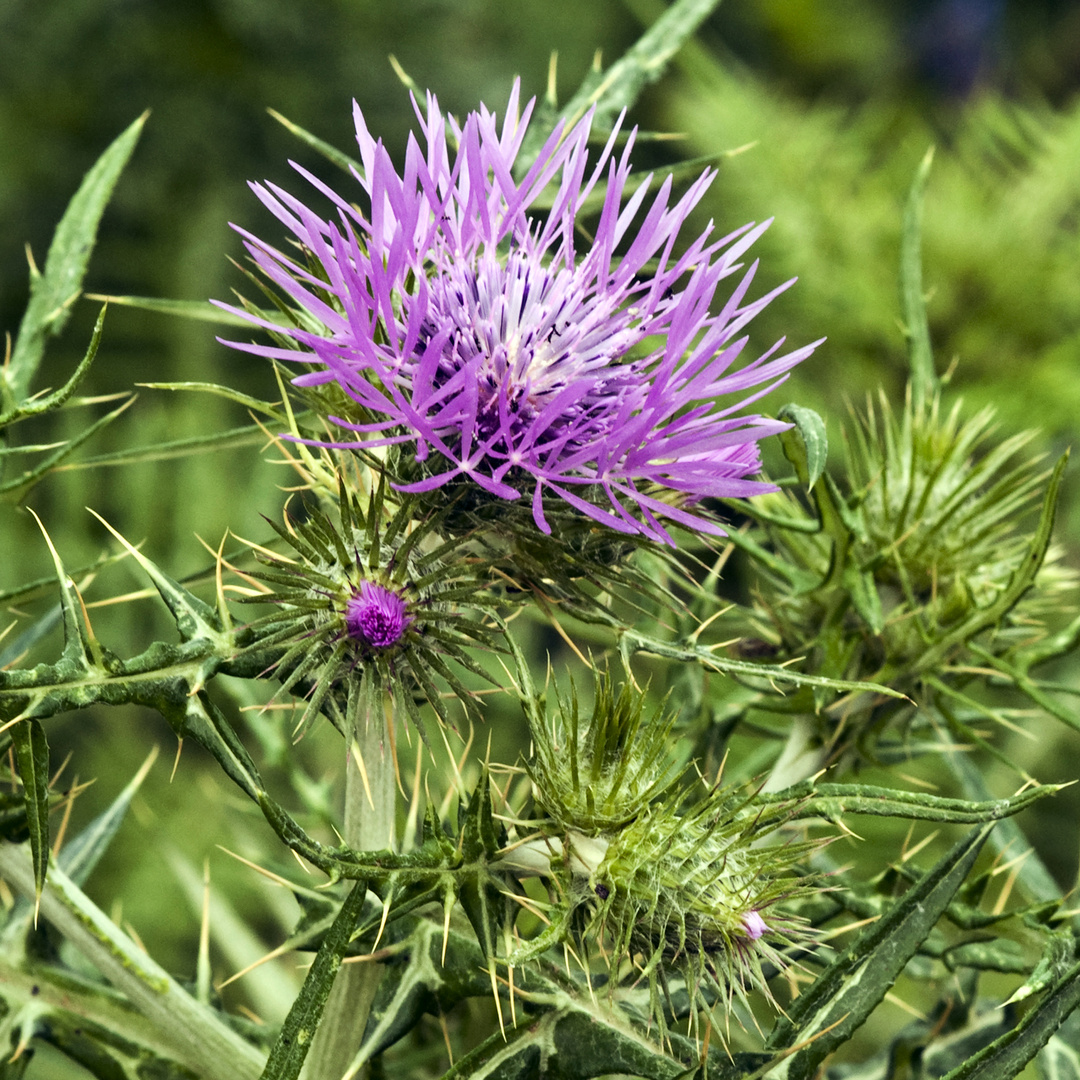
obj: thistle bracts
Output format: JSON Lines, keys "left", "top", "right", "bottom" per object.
{"left": 238, "top": 470, "right": 503, "bottom": 738}
{"left": 719, "top": 386, "right": 1074, "bottom": 767}
{"left": 521, "top": 669, "right": 818, "bottom": 1028}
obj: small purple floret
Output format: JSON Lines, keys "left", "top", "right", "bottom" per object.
{"left": 222, "top": 83, "right": 822, "bottom": 543}
{"left": 344, "top": 581, "right": 413, "bottom": 649}
{"left": 742, "top": 910, "right": 768, "bottom": 941}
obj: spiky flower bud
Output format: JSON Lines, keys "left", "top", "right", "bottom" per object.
{"left": 239, "top": 474, "right": 501, "bottom": 736}
{"left": 520, "top": 671, "right": 818, "bottom": 1020}
{"left": 726, "top": 390, "right": 1075, "bottom": 765}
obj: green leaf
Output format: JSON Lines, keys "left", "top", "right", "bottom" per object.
{"left": 60, "top": 421, "right": 270, "bottom": 471}
{"left": 767, "top": 825, "right": 993, "bottom": 1080}
{"left": 901, "top": 146, "right": 937, "bottom": 408}
{"left": 136, "top": 380, "right": 284, "bottom": 416}
{"left": 4, "top": 113, "right": 146, "bottom": 405}
{"left": 943, "top": 939, "right": 1028, "bottom": 974}
{"left": 458, "top": 770, "right": 509, "bottom": 964}
{"left": 346, "top": 917, "right": 491, "bottom": 1072}
{"left": 941, "top": 958, "right": 1080, "bottom": 1080}
{"left": 260, "top": 879, "right": 368, "bottom": 1080}
{"left": 0, "top": 394, "right": 135, "bottom": 503}
{"left": 623, "top": 628, "right": 907, "bottom": 700}
{"left": 11, "top": 718, "right": 51, "bottom": 903}
{"left": 267, "top": 108, "right": 362, "bottom": 175}
{"left": 778, "top": 403, "right": 828, "bottom": 490}
{"left": 0, "top": 305, "right": 105, "bottom": 428}
{"left": 516, "top": 0, "right": 725, "bottom": 168}
{"left": 85, "top": 291, "right": 292, "bottom": 329}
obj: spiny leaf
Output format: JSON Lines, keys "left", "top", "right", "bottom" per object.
{"left": 260, "top": 879, "right": 368, "bottom": 1080}
{"left": 0, "top": 844, "right": 265, "bottom": 1080}
{"left": 0, "top": 394, "right": 136, "bottom": 502}
{"left": 347, "top": 917, "right": 491, "bottom": 1071}
{"left": 10, "top": 718, "right": 50, "bottom": 904}
{"left": 941, "top": 958, "right": 1080, "bottom": 1080}
{"left": 4, "top": 113, "right": 146, "bottom": 404}
{"left": 88, "top": 510, "right": 226, "bottom": 643}
{"left": 439, "top": 994, "right": 752, "bottom": 1080}
{"left": 516, "top": 0, "right": 725, "bottom": 169}
{"left": 0, "top": 305, "right": 106, "bottom": 427}
{"left": 26, "top": 508, "right": 102, "bottom": 672}
{"left": 767, "top": 825, "right": 993, "bottom": 1080}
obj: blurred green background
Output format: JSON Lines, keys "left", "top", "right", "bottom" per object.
{"left": 3, "top": 0, "right": 1080, "bottom": 1065}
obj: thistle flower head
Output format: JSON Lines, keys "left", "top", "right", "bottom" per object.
{"left": 240, "top": 474, "right": 501, "bottom": 737}
{"left": 344, "top": 581, "right": 413, "bottom": 649}
{"left": 223, "top": 84, "right": 821, "bottom": 544}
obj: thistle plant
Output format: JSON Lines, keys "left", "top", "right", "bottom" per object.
{"left": 3, "top": 4, "right": 1080, "bottom": 1080}
{"left": 516, "top": 668, "right": 819, "bottom": 1035}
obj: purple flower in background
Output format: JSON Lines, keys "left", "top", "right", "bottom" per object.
{"left": 345, "top": 581, "right": 413, "bottom": 649}
{"left": 224, "top": 84, "right": 821, "bottom": 543}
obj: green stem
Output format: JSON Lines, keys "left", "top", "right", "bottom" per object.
{"left": 0, "top": 843, "right": 265, "bottom": 1080}
{"left": 300, "top": 685, "right": 396, "bottom": 1080}
{"left": 901, "top": 146, "right": 938, "bottom": 412}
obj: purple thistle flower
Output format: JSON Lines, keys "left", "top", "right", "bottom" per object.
{"left": 344, "top": 580, "right": 413, "bottom": 649}
{"left": 223, "top": 84, "right": 821, "bottom": 543}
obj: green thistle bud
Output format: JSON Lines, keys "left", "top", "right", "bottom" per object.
{"left": 728, "top": 390, "right": 1074, "bottom": 764}
{"left": 239, "top": 471, "right": 501, "bottom": 737}
{"left": 523, "top": 672, "right": 818, "bottom": 1020}
{"left": 527, "top": 674, "right": 680, "bottom": 834}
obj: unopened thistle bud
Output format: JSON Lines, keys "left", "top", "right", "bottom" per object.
{"left": 522, "top": 671, "right": 818, "bottom": 1021}
{"left": 732, "top": 389, "right": 1074, "bottom": 763}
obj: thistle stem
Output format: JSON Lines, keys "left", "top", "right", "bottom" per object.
{"left": 301, "top": 688, "right": 396, "bottom": 1080}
